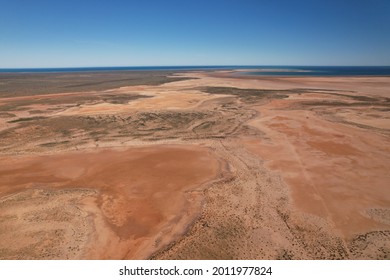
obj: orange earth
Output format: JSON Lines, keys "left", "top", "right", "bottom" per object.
{"left": 0, "top": 70, "right": 389, "bottom": 259}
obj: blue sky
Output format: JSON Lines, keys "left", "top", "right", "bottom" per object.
{"left": 0, "top": 0, "right": 389, "bottom": 67}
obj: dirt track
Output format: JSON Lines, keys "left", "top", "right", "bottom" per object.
{"left": 0, "top": 71, "right": 389, "bottom": 259}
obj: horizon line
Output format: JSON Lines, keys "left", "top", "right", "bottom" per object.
{"left": 1, "top": 64, "right": 390, "bottom": 70}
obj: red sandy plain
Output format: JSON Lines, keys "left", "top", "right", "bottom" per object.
{"left": 0, "top": 71, "right": 389, "bottom": 259}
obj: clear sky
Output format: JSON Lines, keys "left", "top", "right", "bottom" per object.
{"left": 1, "top": 0, "right": 389, "bottom": 68}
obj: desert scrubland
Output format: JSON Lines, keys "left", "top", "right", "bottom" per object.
{"left": 0, "top": 70, "right": 389, "bottom": 259}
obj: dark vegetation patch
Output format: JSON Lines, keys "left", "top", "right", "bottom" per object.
{"left": 199, "top": 86, "right": 386, "bottom": 106}
{"left": 300, "top": 89, "right": 389, "bottom": 107}
{"left": 0, "top": 105, "right": 250, "bottom": 151}
{"left": 39, "top": 141, "right": 70, "bottom": 147}
{"left": 375, "top": 108, "right": 390, "bottom": 112}
{"left": 0, "top": 93, "right": 149, "bottom": 112}
{"left": 312, "top": 91, "right": 379, "bottom": 102}
{"left": 0, "top": 71, "right": 195, "bottom": 97}
{"left": 339, "top": 120, "right": 390, "bottom": 134}
{"left": 29, "top": 110, "right": 47, "bottom": 114}
{"left": 349, "top": 230, "right": 390, "bottom": 259}
{"left": 0, "top": 99, "right": 37, "bottom": 112}
{"left": 0, "top": 112, "right": 16, "bottom": 118}
{"left": 295, "top": 90, "right": 389, "bottom": 108}
{"left": 8, "top": 116, "right": 47, "bottom": 123}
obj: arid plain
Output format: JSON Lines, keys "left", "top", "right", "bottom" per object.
{"left": 0, "top": 70, "right": 389, "bottom": 259}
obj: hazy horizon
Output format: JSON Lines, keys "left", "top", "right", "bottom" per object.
{"left": 1, "top": 65, "right": 390, "bottom": 70}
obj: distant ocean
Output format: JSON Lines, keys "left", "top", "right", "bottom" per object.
{"left": 0, "top": 66, "right": 390, "bottom": 76}
{"left": 239, "top": 66, "right": 390, "bottom": 76}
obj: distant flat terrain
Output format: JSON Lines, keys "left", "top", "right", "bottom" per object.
{"left": 0, "top": 70, "right": 389, "bottom": 259}
{"left": 0, "top": 70, "right": 192, "bottom": 97}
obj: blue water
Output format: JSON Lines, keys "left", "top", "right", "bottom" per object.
{"left": 0, "top": 65, "right": 389, "bottom": 76}
{"left": 239, "top": 66, "right": 390, "bottom": 76}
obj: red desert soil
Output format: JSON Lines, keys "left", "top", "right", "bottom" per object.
{"left": 0, "top": 145, "right": 224, "bottom": 259}
{"left": 243, "top": 99, "right": 390, "bottom": 237}
{"left": 0, "top": 70, "right": 389, "bottom": 259}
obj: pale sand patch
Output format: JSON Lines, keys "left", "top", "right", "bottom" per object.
{"left": 54, "top": 81, "right": 221, "bottom": 116}
{"left": 57, "top": 92, "right": 213, "bottom": 116}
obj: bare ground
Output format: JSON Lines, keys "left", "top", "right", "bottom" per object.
{"left": 0, "top": 70, "right": 389, "bottom": 259}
